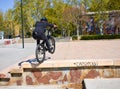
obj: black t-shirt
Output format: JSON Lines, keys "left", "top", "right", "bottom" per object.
{"left": 35, "top": 21, "right": 53, "bottom": 33}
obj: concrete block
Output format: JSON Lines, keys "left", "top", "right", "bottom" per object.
{"left": 83, "top": 78, "right": 120, "bottom": 89}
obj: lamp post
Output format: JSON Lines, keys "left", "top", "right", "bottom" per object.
{"left": 21, "top": 0, "right": 24, "bottom": 48}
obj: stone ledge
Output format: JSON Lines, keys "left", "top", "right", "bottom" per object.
{"left": 114, "top": 60, "right": 120, "bottom": 66}
{"left": 9, "top": 69, "right": 23, "bottom": 74}
{"left": 21, "top": 59, "right": 120, "bottom": 69}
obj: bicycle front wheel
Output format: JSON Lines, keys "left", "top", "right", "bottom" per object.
{"left": 36, "top": 44, "right": 45, "bottom": 63}
{"left": 48, "top": 36, "right": 55, "bottom": 54}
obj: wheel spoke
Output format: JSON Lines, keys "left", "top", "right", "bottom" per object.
{"left": 48, "top": 37, "right": 55, "bottom": 54}
{"left": 36, "top": 44, "right": 45, "bottom": 63}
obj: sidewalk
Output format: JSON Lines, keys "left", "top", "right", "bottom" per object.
{"left": 0, "top": 43, "right": 36, "bottom": 72}
{"left": 0, "top": 39, "right": 120, "bottom": 73}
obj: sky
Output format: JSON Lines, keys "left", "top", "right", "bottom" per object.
{"left": 0, "top": 0, "right": 14, "bottom": 13}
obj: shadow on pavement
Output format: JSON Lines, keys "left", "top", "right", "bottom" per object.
{"left": 18, "top": 56, "right": 51, "bottom": 67}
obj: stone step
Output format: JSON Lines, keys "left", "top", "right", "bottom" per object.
{"left": 0, "top": 85, "right": 66, "bottom": 89}
{"left": 83, "top": 78, "right": 120, "bottom": 89}
{"left": 0, "top": 78, "right": 10, "bottom": 86}
{"left": 0, "top": 74, "right": 10, "bottom": 86}
{"left": 9, "top": 69, "right": 23, "bottom": 77}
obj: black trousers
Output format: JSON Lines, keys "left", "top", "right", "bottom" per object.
{"left": 37, "top": 33, "right": 51, "bottom": 52}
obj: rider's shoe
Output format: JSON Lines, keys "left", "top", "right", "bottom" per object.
{"left": 48, "top": 47, "right": 53, "bottom": 53}
{"left": 50, "top": 47, "right": 53, "bottom": 51}
{"left": 45, "top": 47, "right": 48, "bottom": 51}
{"left": 48, "top": 50, "right": 51, "bottom": 53}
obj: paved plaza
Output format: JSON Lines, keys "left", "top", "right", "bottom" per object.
{"left": 51, "top": 39, "right": 120, "bottom": 60}
{"left": 0, "top": 39, "right": 120, "bottom": 72}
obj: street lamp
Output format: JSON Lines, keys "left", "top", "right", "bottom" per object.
{"left": 21, "top": 0, "right": 24, "bottom": 48}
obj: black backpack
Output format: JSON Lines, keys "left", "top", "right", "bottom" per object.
{"left": 32, "top": 21, "right": 40, "bottom": 39}
{"left": 32, "top": 29, "right": 38, "bottom": 39}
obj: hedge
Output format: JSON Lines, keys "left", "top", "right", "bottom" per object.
{"left": 80, "top": 35, "right": 120, "bottom": 40}
{"left": 72, "top": 35, "right": 78, "bottom": 40}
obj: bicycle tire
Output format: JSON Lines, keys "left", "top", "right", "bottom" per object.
{"left": 48, "top": 36, "right": 55, "bottom": 54}
{"left": 36, "top": 44, "right": 45, "bottom": 63}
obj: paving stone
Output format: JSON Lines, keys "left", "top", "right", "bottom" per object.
{"left": 83, "top": 78, "right": 120, "bottom": 89}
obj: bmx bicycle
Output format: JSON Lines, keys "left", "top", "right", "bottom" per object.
{"left": 35, "top": 29, "right": 55, "bottom": 63}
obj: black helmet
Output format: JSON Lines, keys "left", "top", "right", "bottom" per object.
{"left": 40, "top": 17, "right": 48, "bottom": 21}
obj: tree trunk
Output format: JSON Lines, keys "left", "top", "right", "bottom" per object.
{"left": 77, "top": 25, "right": 79, "bottom": 36}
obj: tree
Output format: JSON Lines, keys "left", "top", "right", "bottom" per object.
{"left": 62, "top": 6, "right": 74, "bottom": 36}
{"left": 13, "top": 0, "right": 53, "bottom": 37}
{"left": 44, "top": 0, "right": 69, "bottom": 36}
{"left": 0, "top": 11, "right": 4, "bottom": 31}
{"left": 63, "top": 0, "right": 82, "bottom": 36}
{"left": 106, "top": 0, "right": 120, "bottom": 10}
{"left": 4, "top": 9, "right": 15, "bottom": 37}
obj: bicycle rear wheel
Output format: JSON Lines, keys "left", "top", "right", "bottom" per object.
{"left": 36, "top": 44, "right": 45, "bottom": 63}
{"left": 48, "top": 36, "right": 55, "bottom": 54}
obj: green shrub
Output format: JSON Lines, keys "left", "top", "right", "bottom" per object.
{"left": 26, "top": 31, "right": 32, "bottom": 38}
{"left": 72, "top": 35, "right": 78, "bottom": 40}
{"left": 80, "top": 35, "right": 120, "bottom": 40}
